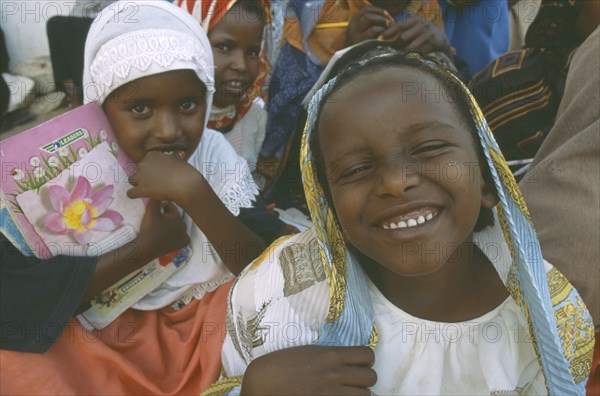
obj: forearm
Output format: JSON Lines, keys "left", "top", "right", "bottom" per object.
{"left": 183, "top": 186, "right": 265, "bottom": 275}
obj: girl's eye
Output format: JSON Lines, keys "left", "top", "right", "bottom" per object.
{"left": 215, "top": 44, "right": 230, "bottom": 51}
{"left": 412, "top": 141, "right": 449, "bottom": 155}
{"left": 339, "top": 164, "right": 372, "bottom": 181}
{"left": 247, "top": 49, "right": 260, "bottom": 57}
{"left": 131, "top": 105, "right": 150, "bottom": 115}
{"left": 180, "top": 101, "right": 197, "bottom": 111}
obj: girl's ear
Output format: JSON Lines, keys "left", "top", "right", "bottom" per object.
{"left": 480, "top": 176, "right": 499, "bottom": 210}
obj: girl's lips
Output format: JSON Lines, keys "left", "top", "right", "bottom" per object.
{"left": 222, "top": 80, "right": 248, "bottom": 94}
{"left": 379, "top": 207, "right": 439, "bottom": 230}
{"left": 150, "top": 148, "right": 187, "bottom": 160}
{"left": 376, "top": 208, "right": 442, "bottom": 243}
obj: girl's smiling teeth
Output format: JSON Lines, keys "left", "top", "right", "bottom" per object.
{"left": 157, "top": 149, "right": 186, "bottom": 160}
{"left": 381, "top": 208, "right": 439, "bottom": 230}
{"left": 223, "top": 80, "right": 246, "bottom": 93}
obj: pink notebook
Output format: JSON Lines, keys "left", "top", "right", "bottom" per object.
{"left": 0, "top": 103, "right": 190, "bottom": 329}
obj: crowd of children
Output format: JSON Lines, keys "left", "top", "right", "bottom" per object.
{"left": 0, "top": 0, "right": 598, "bottom": 394}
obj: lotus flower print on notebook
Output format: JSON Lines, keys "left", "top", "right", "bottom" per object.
{"left": 44, "top": 176, "right": 124, "bottom": 246}
{"left": 0, "top": 103, "right": 192, "bottom": 330}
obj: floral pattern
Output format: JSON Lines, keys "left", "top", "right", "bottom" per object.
{"left": 43, "top": 176, "right": 124, "bottom": 245}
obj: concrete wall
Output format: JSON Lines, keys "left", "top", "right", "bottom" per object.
{"left": 1, "top": 1, "right": 75, "bottom": 70}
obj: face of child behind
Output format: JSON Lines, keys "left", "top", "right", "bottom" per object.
{"left": 208, "top": 4, "right": 263, "bottom": 107}
{"left": 318, "top": 67, "right": 497, "bottom": 278}
{"left": 103, "top": 70, "right": 207, "bottom": 163}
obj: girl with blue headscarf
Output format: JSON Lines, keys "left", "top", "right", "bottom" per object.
{"left": 210, "top": 50, "right": 593, "bottom": 395}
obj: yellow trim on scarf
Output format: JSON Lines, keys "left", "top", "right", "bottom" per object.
{"left": 201, "top": 375, "right": 243, "bottom": 396}
{"left": 249, "top": 235, "right": 293, "bottom": 271}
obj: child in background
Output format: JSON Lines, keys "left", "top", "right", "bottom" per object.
{"left": 262, "top": 0, "right": 487, "bottom": 210}
{"left": 1, "top": 2, "right": 274, "bottom": 394}
{"left": 177, "top": 0, "right": 270, "bottom": 180}
{"left": 179, "top": 0, "right": 300, "bottom": 234}
{"left": 212, "top": 51, "right": 594, "bottom": 395}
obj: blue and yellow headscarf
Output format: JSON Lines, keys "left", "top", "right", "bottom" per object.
{"left": 300, "top": 52, "right": 594, "bottom": 394}
{"left": 205, "top": 51, "right": 594, "bottom": 396}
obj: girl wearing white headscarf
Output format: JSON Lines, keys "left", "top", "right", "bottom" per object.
{"left": 1, "top": 1, "right": 268, "bottom": 393}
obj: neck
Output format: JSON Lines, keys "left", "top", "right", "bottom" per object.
{"left": 357, "top": 242, "right": 509, "bottom": 322}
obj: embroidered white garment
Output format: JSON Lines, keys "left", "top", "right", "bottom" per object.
{"left": 368, "top": 277, "right": 545, "bottom": 395}
{"left": 83, "top": 1, "right": 215, "bottom": 105}
{"left": 210, "top": 104, "right": 237, "bottom": 122}
{"left": 221, "top": 211, "right": 548, "bottom": 394}
{"left": 134, "top": 129, "right": 258, "bottom": 309}
{"left": 219, "top": 99, "right": 267, "bottom": 172}
{"left": 89, "top": 29, "right": 214, "bottom": 104}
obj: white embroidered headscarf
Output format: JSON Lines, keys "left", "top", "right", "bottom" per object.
{"left": 83, "top": 0, "right": 215, "bottom": 113}
{"left": 83, "top": 0, "right": 259, "bottom": 309}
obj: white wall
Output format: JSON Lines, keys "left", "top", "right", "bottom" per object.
{"left": 1, "top": 1, "right": 77, "bottom": 70}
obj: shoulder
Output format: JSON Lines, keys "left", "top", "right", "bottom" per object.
{"left": 236, "top": 100, "right": 267, "bottom": 129}
{"left": 226, "top": 227, "right": 330, "bottom": 362}
{"left": 191, "top": 128, "right": 247, "bottom": 178}
{"left": 200, "top": 128, "right": 237, "bottom": 156}
{"left": 231, "top": 227, "right": 327, "bottom": 307}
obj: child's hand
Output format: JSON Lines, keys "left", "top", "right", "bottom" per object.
{"left": 241, "top": 345, "right": 376, "bottom": 395}
{"left": 137, "top": 200, "right": 190, "bottom": 258}
{"left": 127, "top": 151, "right": 204, "bottom": 208}
{"left": 381, "top": 17, "right": 451, "bottom": 56}
{"left": 265, "top": 203, "right": 301, "bottom": 235}
{"left": 345, "top": 5, "right": 393, "bottom": 46}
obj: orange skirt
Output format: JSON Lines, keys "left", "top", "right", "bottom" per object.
{"left": 0, "top": 281, "right": 233, "bottom": 395}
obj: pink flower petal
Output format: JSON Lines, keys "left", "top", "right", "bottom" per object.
{"left": 48, "top": 185, "right": 70, "bottom": 213}
{"left": 70, "top": 176, "right": 91, "bottom": 201}
{"left": 92, "top": 217, "right": 119, "bottom": 232}
{"left": 80, "top": 208, "right": 92, "bottom": 227}
{"left": 74, "top": 230, "right": 92, "bottom": 246}
{"left": 44, "top": 212, "right": 67, "bottom": 234}
{"left": 90, "top": 184, "right": 114, "bottom": 215}
{"left": 101, "top": 210, "right": 124, "bottom": 227}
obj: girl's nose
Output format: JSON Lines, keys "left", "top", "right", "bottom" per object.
{"left": 154, "top": 112, "right": 180, "bottom": 141}
{"left": 230, "top": 50, "right": 248, "bottom": 72}
{"left": 374, "top": 160, "right": 421, "bottom": 197}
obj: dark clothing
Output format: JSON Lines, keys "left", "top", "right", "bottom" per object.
{"left": 46, "top": 16, "right": 94, "bottom": 90}
{"left": 1, "top": 28, "right": 9, "bottom": 115}
{"left": 0, "top": 234, "right": 96, "bottom": 353}
{"left": 470, "top": 0, "right": 585, "bottom": 163}
{"left": 0, "top": 27, "right": 8, "bottom": 73}
{"left": 0, "top": 194, "right": 281, "bottom": 353}
{"left": 238, "top": 194, "right": 287, "bottom": 244}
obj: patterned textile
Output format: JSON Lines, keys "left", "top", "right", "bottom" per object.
{"left": 176, "top": 0, "right": 272, "bottom": 131}
{"left": 470, "top": 0, "right": 584, "bottom": 163}
{"left": 260, "top": 42, "right": 324, "bottom": 158}
{"left": 209, "top": 52, "right": 595, "bottom": 395}
{"left": 261, "top": 0, "right": 442, "bottom": 158}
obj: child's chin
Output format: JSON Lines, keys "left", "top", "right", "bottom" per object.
{"left": 215, "top": 93, "right": 244, "bottom": 108}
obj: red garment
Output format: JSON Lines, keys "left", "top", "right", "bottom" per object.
{"left": 0, "top": 281, "right": 232, "bottom": 395}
